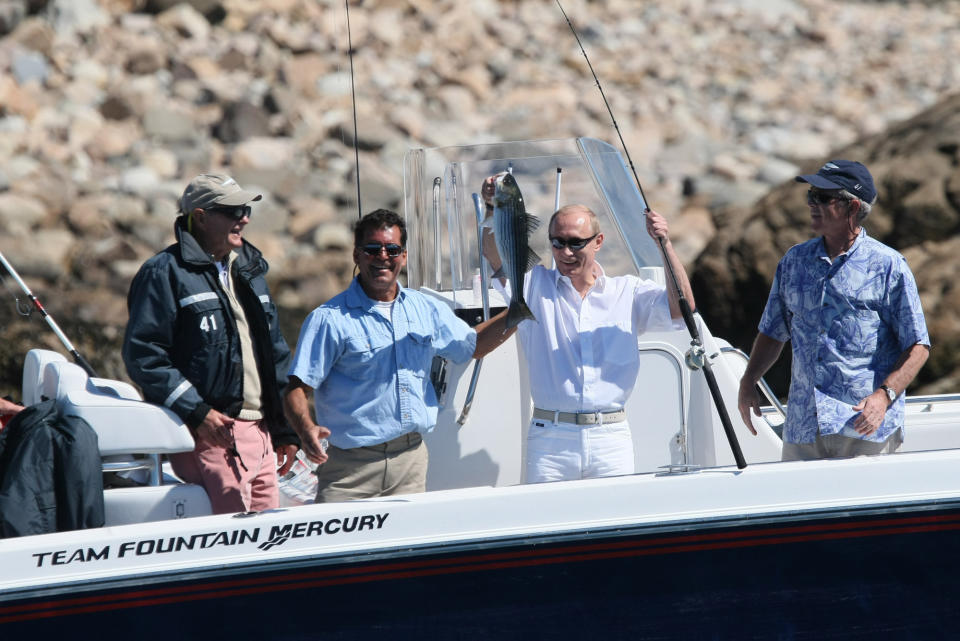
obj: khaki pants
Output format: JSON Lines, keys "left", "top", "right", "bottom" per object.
{"left": 781, "top": 430, "right": 903, "bottom": 462}
{"left": 315, "top": 432, "right": 427, "bottom": 503}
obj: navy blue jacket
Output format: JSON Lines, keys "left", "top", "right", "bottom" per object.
{"left": 0, "top": 400, "right": 104, "bottom": 538}
{"left": 122, "top": 219, "right": 297, "bottom": 447}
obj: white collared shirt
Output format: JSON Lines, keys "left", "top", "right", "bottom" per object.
{"left": 499, "top": 264, "right": 678, "bottom": 413}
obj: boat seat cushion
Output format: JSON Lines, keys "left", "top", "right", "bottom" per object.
{"left": 41, "top": 361, "right": 195, "bottom": 456}
{"left": 22, "top": 349, "right": 68, "bottom": 406}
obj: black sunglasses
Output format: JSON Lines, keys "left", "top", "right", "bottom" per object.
{"left": 550, "top": 233, "right": 598, "bottom": 251}
{"left": 360, "top": 243, "right": 404, "bottom": 257}
{"left": 806, "top": 190, "right": 849, "bottom": 206}
{"left": 206, "top": 205, "right": 253, "bottom": 221}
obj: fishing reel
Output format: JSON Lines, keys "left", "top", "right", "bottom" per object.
{"left": 684, "top": 341, "right": 721, "bottom": 371}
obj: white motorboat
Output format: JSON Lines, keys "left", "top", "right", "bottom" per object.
{"left": 2, "top": 138, "right": 959, "bottom": 639}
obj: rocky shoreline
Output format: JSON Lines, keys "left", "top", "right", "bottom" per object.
{"left": 2, "top": 0, "right": 960, "bottom": 396}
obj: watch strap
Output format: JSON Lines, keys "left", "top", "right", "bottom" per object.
{"left": 880, "top": 384, "right": 897, "bottom": 404}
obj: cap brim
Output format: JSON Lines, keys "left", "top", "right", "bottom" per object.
{"left": 795, "top": 174, "right": 843, "bottom": 190}
{"left": 214, "top": 190, "right": 262, "bottom": 206}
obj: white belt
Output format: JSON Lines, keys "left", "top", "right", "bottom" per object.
{"left": 533, "top": 407, "right": 627, "bottom": 425}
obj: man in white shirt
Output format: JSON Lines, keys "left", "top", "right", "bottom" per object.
{"left": 482, "top": 178, "right": 694, "bottom": 482}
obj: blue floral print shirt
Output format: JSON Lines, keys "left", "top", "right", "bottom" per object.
{"left": 758, "top": 230, "right": 929, "bottom": 444}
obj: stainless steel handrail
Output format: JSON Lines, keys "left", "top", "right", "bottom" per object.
{"left": 719, "top": 346, "right": 787, "bottom": 420}
{"left": 906, "top": 394, "right": 960, "bottom": 405}
{"left": 456, "top": 192, "right": 493, "bottom": 426}
{"left": 102, "top": 454, "right": 162, "bottom": 486}
{"left": 720, "top": 347, "right": 960, "bottom": 414}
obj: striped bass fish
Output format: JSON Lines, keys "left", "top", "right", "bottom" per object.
{"left": 490, "top": 173, "right": 540, "bottom": 328}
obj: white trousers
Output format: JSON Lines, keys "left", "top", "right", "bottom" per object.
{"left": 525, "top": 417, "right": 635, "bottom": 483}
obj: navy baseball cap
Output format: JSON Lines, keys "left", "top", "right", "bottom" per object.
{"left": 795, "top": 160, "right": 877, "bottom": 203}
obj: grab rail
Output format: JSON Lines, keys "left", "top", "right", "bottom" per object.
{"left": 719, "top": 346, "right": 787, "bottom": 420}
{"left": 720, "top": 347, "right": 960, "bottom": 415}
{"left": 102, "top": 454, "right": 162, "bottom": 485}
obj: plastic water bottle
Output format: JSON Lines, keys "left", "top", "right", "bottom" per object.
{"left": 278, "top": 447, "right": 320, "bottom": 506}
{"left": 472, "top": 269, "right": 482, "bottom": 305}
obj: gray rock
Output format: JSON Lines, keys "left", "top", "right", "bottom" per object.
{"left": 144, "top": 0, "right": 220, "bottom": 15}
{"left": 0, "top": 192, "right": 48, "bottom": 233}
{"left": 46, "top": 0, "right": 108, "bottom": 34}
{"left": 12, "top": 48, "right": 48, "bottom": 85}
{"left": 156, "top": 2, "right": 209, "bottom": 40}
{"left": 0, "top": 228, "right": 75, "bottom": 279}
{"left": 120, "top": 167, "right": 162, "bottom": 199}
{"left": 0, "top": 1, "right": 26, "bottom": 36}
{"left": 143, "top": 106, "right": 200, "bottom": 142}
{"left": 756, "top": 157, "right": 800, "bottom": 186}
{"left": 312, "top": 222, "right": 353, "bottom": 250}
{"left": 213, "top": 101, "right": 271, "bottom": 144}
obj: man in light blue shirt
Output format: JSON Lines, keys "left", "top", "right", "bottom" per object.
{"left": 284, "top": 209, "right": 512, "bottom": 502}
{"left": 738, "top": 160, "right": 930, "bottom": 460}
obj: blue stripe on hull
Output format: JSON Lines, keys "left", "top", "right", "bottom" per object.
{"left": 4, "top": 505, "right": 960, "bottom": 639}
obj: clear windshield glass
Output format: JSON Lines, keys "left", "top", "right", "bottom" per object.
{"left": 402, "top": 137, "right": 665, "bottom": 307}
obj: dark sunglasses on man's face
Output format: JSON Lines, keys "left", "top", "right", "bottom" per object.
{"left": 360, "top": 243, "right": 404, "bottom": 257}
{"left": 550, "top": 233, "right": 598, "bottom": 251}
{"left": 207, "top": 205, "right": 253, "bottom": 221}
{"left": 806, "top": 190, "right": 847, "bottom": 206}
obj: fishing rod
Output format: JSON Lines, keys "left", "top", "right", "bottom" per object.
{"left": 556, "top": 0, "right": 747, "bottom": 469}
{"left": 345, "top": 0, "right": 362, "bottom": 219}
{"left": 0, "top": 251, "right": 98, "bottom": 378}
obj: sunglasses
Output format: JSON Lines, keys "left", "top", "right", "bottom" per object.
{"left": 360, "top": 243, "right": 404, "bottom": 257}
{"left": 207, "top": 205, "right": 253, "bottom": 221}
{"left": 806, "top": 190, "right": 848, "bottom": 206}
{"left": 550, "top": 233, "right": 598, "bottom": 251}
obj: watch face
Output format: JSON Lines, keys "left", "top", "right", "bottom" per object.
{"left": 884, "top": 386, "right": 896, "bottom": 402}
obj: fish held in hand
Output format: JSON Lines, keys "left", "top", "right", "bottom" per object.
{"left": 490, "top": 173, "right": 540, "bottom": 328}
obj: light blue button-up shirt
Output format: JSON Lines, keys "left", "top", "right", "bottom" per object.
{"left": 289, "top": 278, "right": 477, "bottom": 448}
{"left": 759, "top": 230, "right": 929, "bottom": 444}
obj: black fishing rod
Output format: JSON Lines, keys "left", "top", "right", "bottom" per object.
{"left": 556, "top": 0, "right": 747, "bottom": 469}
{"left": 0, "top": 251, "right": 98, "bottom": 377}
{"left": 345, "top": 0, "right": 362, "bottom": 219}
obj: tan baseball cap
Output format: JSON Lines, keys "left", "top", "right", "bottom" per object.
{"left": 178, "top": 173, "right": 262, "bottom": 214}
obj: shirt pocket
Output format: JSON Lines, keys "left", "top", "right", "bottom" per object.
{"left": 337, "top": 333, "right": 393, "bottom": 380}
{"left": 835, "top": 307, "right": 880, "bottom": 356}
{"left": 404, "top": 330, "right": 435, "bottom": 379}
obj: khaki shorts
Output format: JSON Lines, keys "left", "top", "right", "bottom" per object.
{"left": 315, "top": 432, "right": 427, "bottom": 503}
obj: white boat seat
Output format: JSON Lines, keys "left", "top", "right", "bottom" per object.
{"left": 42, "top": 360, "right": 88, "bottom": 401}
{"left": 22, "top": 348, "right": 67, "bottom": 406}
{"left": 23, "top": 350, "right": 211, "bottom": 525}
{"left": 88, "top": 377, "right": 142, "bottom": 401}
{"left": 43, "top": 361, "right": 195, "bottom": 457}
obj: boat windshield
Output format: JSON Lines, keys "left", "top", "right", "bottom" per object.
{"left": 402, "top": 138, "right": 665, "bottom": 307}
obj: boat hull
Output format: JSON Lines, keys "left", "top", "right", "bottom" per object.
{"left": 4, "top": 500, "right": 959, "bottom": 639}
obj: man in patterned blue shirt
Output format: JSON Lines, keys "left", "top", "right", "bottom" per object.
{"left": 737, "top": 160, "right": 929, "bottom": 460}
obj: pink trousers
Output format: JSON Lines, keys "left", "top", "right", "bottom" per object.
{"left": 170, "top": 418, "right": 279, "bottom": 514}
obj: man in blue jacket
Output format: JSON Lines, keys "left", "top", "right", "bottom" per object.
{"left": 123, "top": 173, "right": 298, "bottom": 513}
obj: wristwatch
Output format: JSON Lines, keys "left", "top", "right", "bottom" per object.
{"left": 880, "top": 384, "right": 897, "bottom": 405}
